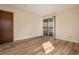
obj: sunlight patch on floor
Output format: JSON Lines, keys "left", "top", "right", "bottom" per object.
{"left": 42, "top": 41, "right": 55, "bottom": 54}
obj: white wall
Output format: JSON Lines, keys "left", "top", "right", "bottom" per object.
{"left": 56, "top": 7, "right": 79, "bottom": 43}
{"left": 43, "top": 6, "right": 79, "bottom": 43}
{"left": 0, "top": 5, "right": 43, "bottom": 41}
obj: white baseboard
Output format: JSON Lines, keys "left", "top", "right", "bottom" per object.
{"left": 56, "top": 38, "right": 79, "bottom": 44}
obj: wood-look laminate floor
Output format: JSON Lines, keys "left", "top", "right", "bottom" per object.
{"left": 0, "top": 36, "right": 79, "bottom": 55}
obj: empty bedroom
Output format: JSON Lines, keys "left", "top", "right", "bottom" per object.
{"left": 0, "top": 4, "right": 79, "bottom": 55}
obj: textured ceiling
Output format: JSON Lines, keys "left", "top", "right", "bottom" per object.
{"left": 5, "top": 4, "right": 78, "bottom": 16}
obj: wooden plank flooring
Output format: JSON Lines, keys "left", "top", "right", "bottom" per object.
{"left": 0, "top": 36, "right": 79, "bottom": 55}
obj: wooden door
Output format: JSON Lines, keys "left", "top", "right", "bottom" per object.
{"left": 0, "top": 10, "right": 13, "bottom": 44}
